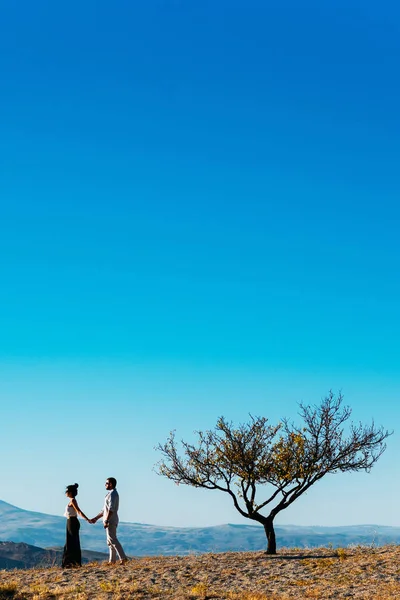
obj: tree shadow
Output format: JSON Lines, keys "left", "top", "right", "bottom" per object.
{"left": 263, "top": 553, "right": 338, "bottom": 560}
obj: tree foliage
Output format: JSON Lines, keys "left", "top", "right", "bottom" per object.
{"left": 156, "top": 392, "right": 392, "bottom": 554}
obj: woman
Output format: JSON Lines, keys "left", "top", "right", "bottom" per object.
{"left": 62, "top": 483, "right": 89, "bottom": 568}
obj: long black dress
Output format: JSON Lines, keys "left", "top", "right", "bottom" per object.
{"left": 62, "top": 516, "right": 82, "bottom": 567}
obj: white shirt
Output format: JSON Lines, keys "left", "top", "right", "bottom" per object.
{"left": 103, "top": 488, "right": 119, "bottom": 524}
{"left": 64, "top": 503, "right": 77, "bottom": 518}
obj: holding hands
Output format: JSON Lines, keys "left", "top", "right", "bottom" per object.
{"left": 88, "top": 514, "right": 109, "bottom": 527}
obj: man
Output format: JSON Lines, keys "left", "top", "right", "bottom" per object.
{"left": 90, "top": 477, "right": 128, "bottom": 564}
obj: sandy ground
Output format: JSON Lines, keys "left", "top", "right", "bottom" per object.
{"left": 1, "top": 545, "right": 400, "bottom": 599}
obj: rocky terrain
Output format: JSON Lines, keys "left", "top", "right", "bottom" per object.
{"left": 1, "top": 544, "right": 400, "bottom": 599}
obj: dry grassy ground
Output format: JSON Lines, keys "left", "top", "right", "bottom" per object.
{"left": 1, "top": 545, "right": 400, "bottom": 600}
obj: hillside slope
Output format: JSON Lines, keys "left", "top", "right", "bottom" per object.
{"left": 0, "top": 545, "right": 399, "bottom": 599}
{"left": 0, "top": 541, "right": 107, "bottom": 570}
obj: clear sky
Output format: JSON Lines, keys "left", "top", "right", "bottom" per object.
{"left": 1, "top": 1, "right": 399, "bottom": 529}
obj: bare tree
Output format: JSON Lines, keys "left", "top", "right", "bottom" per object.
{"left": 156, "top": 392, "right": 392, "bottom": 554}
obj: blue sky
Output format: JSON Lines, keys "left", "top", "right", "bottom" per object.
{"left": 1, "top": 1, "right": 399, "bottom": 529}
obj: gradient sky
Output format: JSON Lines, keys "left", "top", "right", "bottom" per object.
{"left": 1, "top": 1, "right": 400, "bottom": 529}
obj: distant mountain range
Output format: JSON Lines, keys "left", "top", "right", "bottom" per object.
{"left": 1, "top": 500, "right": 399, "bottom": 558}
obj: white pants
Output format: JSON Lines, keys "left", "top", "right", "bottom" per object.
{"left": 106, "top": 522, "right": 127, "bottom": 562}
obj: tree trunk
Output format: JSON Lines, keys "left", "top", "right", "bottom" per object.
{"left": 263, "top": 516, "right": 276, "bottom": 555}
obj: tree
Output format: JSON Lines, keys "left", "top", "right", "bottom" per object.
{"left": 156, "top": 392, "right": 392, "bottom": 554}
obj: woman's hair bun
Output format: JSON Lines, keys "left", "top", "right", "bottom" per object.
{"left": 74, "top": 483, "right": 79, "bottom": 488}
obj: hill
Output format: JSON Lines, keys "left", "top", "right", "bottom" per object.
{"left": 0, "top": 542, "right": 59, "bottom": 570}
{"left": 0, "top": 541, "right": 107, "bottom": 570}
{"left": 0, "top": 545, "right": 399, "bottom": 599}
{"left": 1, "top": 499, "right": 400, "bottom": 556}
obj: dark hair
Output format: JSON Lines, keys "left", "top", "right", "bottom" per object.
{"left": 65, "top": 483, "right": 79, "bottom": 498}
{"left": 107, "top": 477, "right": 117, "bottom": 488}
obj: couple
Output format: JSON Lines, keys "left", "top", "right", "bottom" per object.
{"left": 62, "top": 477, "right": 128, "bottom": 568}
